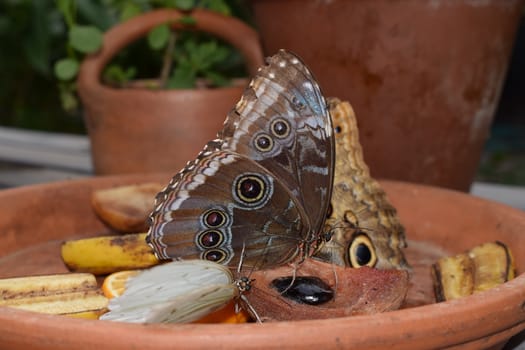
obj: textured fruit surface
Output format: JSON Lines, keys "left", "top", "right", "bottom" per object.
{"left": 61, "top": 233, "right": 159, "bottom": 275}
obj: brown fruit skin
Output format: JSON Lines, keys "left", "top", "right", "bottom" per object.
{"left": 247, "top": 258, "right": 409, "bottom": 322}
{"left": 61, "top": 233, "right": 159, "bottom": 275}
{"left": 91, "top": 183, "right": 163, "bottom": 233}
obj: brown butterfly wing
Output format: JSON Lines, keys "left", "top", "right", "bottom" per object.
{"left": 147, "top": 50, "right": 334, "bottom": 269}
{"left": 218, "top": 50, "right": 334, "bottom": 241}
{"left": 148, "top": 150, "right": 309, "bottom": 269}
{"left": 314, "top": 99, "right": 410, "bottom": 270}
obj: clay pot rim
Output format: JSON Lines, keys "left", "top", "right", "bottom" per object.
{"left": 0, "top": 176, "right": 524, "bottom": 348}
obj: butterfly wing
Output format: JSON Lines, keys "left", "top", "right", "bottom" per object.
{"left": 219, "top": 50, "right": 334, "bottom": 240}
{"left": 314, "top": 99, "right": 409, "bottom": 270}
{"left": 148, "top": 150, "right": 309, "bottom": 269}
{"left": 100, "top": 260, "right": 236, "bottom": 324}
{"left": 148, "top": 50, "right": 334, "bottom": 268}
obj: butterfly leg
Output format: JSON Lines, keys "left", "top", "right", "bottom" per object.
{"left": 238, "top": 293, "right": 263, "bottom": 323}
{"left": 276, "top": 262, "right": 300, "bottom": 294}
{"left": 330, "top": 261, "right": 339, "bottom": 300}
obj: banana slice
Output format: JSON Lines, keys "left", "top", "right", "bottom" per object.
{"left": 432, "top": 241, "right": 515, "bottom": 302}
{"left": 0, "top": 273, "right": 108, "bottom": 317}
{"left": 469, "top": 241, "right": 515, "bottom": 292}
{"left": 61, "top": 233, "right": 160, "bottom": 275}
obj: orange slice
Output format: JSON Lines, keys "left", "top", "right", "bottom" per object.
{"left": 193, "top": 300, "right": 250, "bottom": 324}
{"left": 102, "top": 270, "right": 140, "bottom": 299}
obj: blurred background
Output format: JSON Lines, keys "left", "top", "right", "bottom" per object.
{"left": 477, "top": 18, "right": 525, "bottom": 186}
{"left": 0, "top": 0, "right": 523, "bottom": 186}
{"left": 0, "top": 0, "right": 253, "bottom": 134}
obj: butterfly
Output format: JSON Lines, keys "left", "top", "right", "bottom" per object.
{"left": 313, "top": 98, "right": 409, "bottom": 270}
{"left": 146, "top": 50, "right": 335, "bottom": 270}
{"left": 100, "top": 260, "right": 251, "bottom": 323}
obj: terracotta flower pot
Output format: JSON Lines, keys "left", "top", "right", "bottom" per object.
{"left": 249, "top": 0, "right": 524, "bottom": 191}
{"left": 77, "top": 9, "right": 264, "bottom": 175}
{"left": 0, "top": 174, "right": 524, "bottom": 349}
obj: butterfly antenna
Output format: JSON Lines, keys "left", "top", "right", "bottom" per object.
{"left": 351, "top": 207, "right": 384, "bottom": 234}
{"left": 320, "top": 224, "right": 346, "bottom": 247}
{"left": 329, "top": 221, "right": 377, "bottom": 236}
{"left": 322, "top": 225, "right": 340, "bottom": 242}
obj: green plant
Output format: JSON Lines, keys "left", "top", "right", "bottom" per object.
{"left": 54, "top": 0, "right": 251, "bottom": 112}
{"left": 0, "top": 0, "right": 85, "bottom": 133}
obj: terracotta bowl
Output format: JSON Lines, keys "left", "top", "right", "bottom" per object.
{"left": 0, "top": 174, "right": 524, "bottom": 350}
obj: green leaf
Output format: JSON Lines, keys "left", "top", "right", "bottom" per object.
{"left": 209, "top": 45, "right": 230, "bottom": 64}
{"left": 174, "top": 0, "right": 196, "bottom": 10}
{"left": 54, "top": 58, "right": 79, "bottom": 81}
{"left": 120, "top": 2, "right": 143, "bottom": 21}
{"left": 56, "top": 0, "right": 76, "bottom": 28}
{"left": 58, "top": 82, "right": 79, "bottom": 112}
{"left": 182, "top": 37, "right": 198, "bottom": 53}
{"left": 69, "top": 25, "right": 103, "bottom": 54}
{"left": 147, "top": 24, "right": 170, "bottom": 50}
{"left": 188, "top": 41, "right": 220, "bottom": 71}
{"left": 204, "top": 70, "right": 229, "bottom": 87}
{"left": 200, "top": 0, "right": 231, "bottom": 15}
{"left": 178, "top": 15, "right": 196, "bottom": 26}
{"left": 168, "top": 64, "right": 196, "bottom": 89}
{"left": 76, "top": 0, "right": 115, "bottom": 31}
{"left": 103, "top": 64, "right": 137, "bottom": 85}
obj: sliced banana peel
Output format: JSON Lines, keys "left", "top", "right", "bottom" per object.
{"left": 91, "top": 183, "right": 163, "bottom": 233}
{"left": 469, "top": 242, "right": 515, "bottom": 292}
{"left": 61, "top": 233, "right": 160, "bottom": 275}
{"left": 432, "top": 241, "right": 515, "bottom": 302}
{"left": 0, "top": 273, "right": 108, "bottom": 318}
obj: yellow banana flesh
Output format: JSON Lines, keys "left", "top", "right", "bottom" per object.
{"left": 61, "top": 233, "right": 160, "bottom": 275}
{"left": 0, "top": 273, "right": 108, "bottom": 317}
{"left": 432, "top": 241, "right": 515, "bottom": 302}
{"left": 469, "top": 241, "right": 515, "bottom": 292}
{"left": 432, "top": 253, "right": 475, "bottom": 301}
